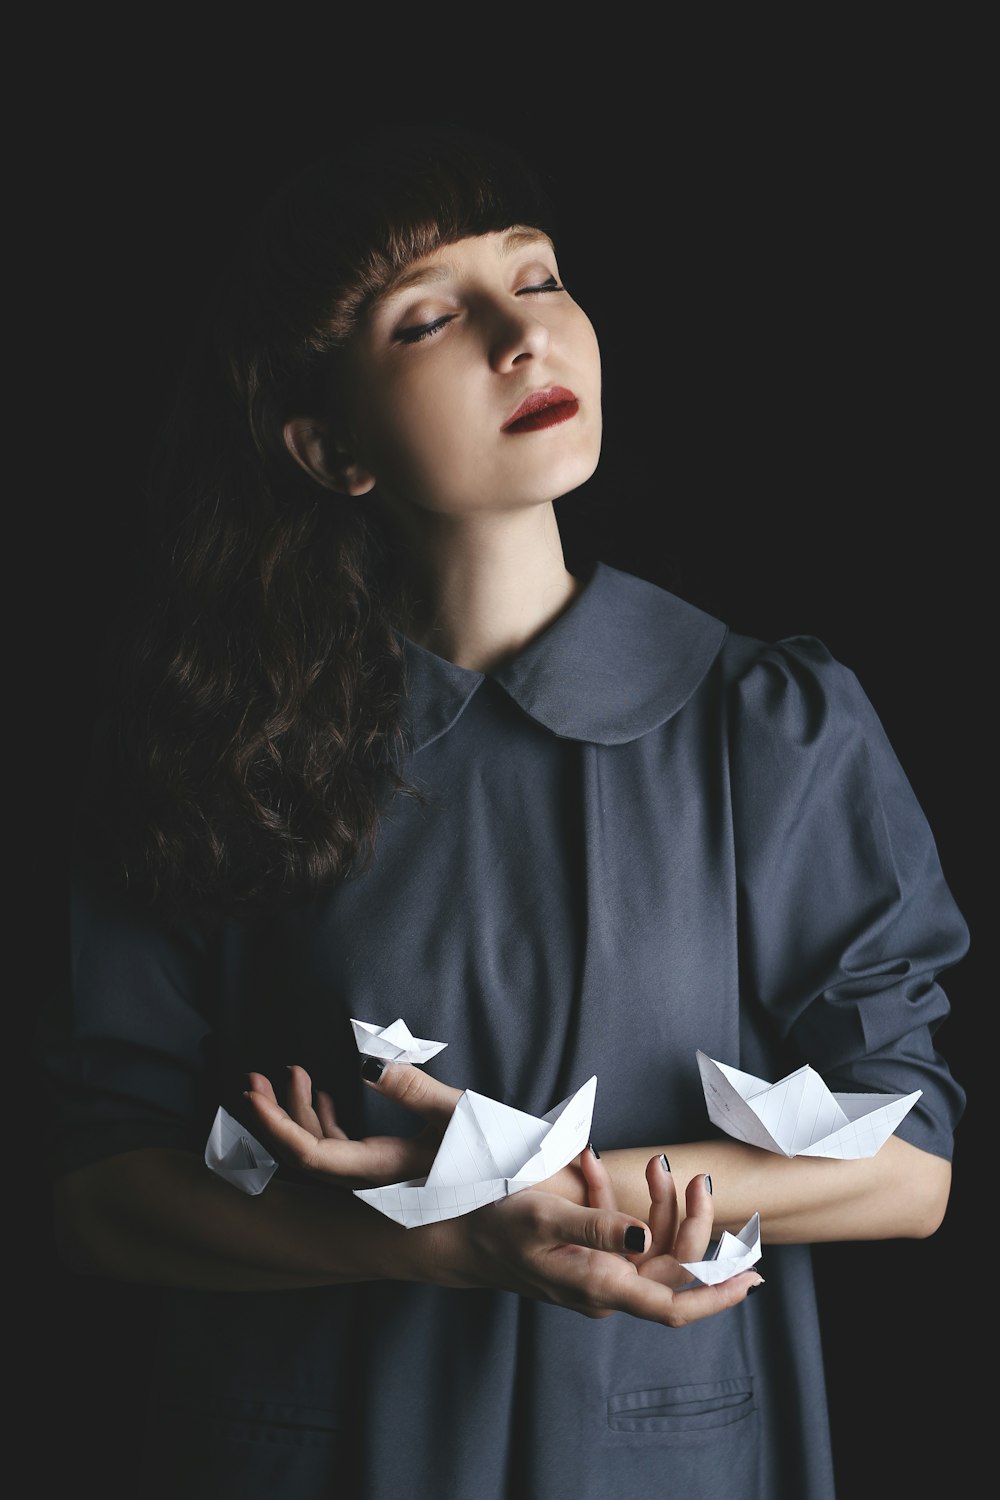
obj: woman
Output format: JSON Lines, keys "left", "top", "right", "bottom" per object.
{"left": 40, "top": 122, "right": 968, "bottom": 1498}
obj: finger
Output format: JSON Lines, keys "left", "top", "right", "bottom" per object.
{"left": 285, "top": 1065, "right": 324, "bottom": 1134}
{"left": 246, "top": 1071, "right": 280, "bottom": 1104}
{"left": 360, "top": 1058, "right": 464, "bottom": 1126}
{"left": 539, "top": 1231, "right": 763, "bottom": 1325}
{"left": 610, "top": 1267, "right": 764, "bottom": 1329}
{"left": 245, "top": 1087, "right": 364, "bottom": 1172}
{"left": 578, "top": 1144, "right": 617, "bottom": 1212}
{"left": 314, "top": 1088, "right": 348, "bottom": 1140}
{"left": 537, "top": 1196, "right": 650, "bottom": 1259}
{"left": 672, "top": 1172, "right": 716, "bottom": 1265}
{"left": 245, "top": 1087, "right": 419, "bottom": 1181}
{"left": 644, "top": 1153, "right": 679, "bottom": 1256}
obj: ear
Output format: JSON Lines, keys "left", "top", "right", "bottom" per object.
{"left": 282, "top": 416, "right": 377, "bottom": 497}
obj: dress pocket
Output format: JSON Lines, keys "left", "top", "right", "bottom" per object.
{"left": 140, "top": 1397, "right": 351, "bottom": 1499}
{"left": 608, "top": 1376, "right": 755, "bottom": 1435}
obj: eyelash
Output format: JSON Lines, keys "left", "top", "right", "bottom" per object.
{"left": 396, "top": 277, "right": 565, "bottom": 344}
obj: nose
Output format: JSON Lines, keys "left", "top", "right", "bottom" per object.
{"left": 487, "top": 303, "right": 551, "bottom": 372}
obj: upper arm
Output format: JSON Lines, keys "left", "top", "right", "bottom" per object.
{"left": 728, "top": 635, "right": 969, "bottom": 1161}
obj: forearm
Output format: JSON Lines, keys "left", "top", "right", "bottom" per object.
{"left": 551, "top": 1135, "right": 951, "bottom": 1243}
{"left": 51, "top": 1147, "right": 453, "bottom": 1292}
{"left": 49, "top": 1145, "right": 766, "bottom": 1328}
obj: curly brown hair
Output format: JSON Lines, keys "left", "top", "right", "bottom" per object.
{"left": 92, "top": 123, "right": 558, "bottom": 915}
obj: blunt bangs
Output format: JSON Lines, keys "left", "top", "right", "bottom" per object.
{"left": 290, "top": 124, "right": 559, "bottom": 342}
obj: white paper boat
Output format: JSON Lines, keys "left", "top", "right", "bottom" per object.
{"left": 696, "top": 1050, "right": 921, "bottom": 1158}
{"left": 355, "top": 1075, "right": 597, "bottom": 1227}
{"left": 205, "top": 1106, "right": 278, "bottom": 1195}
{"left": 680, "top": 1212, "right": 762, "bottom": 1285}
{"left": 351, "top": 1017, "right": 448, "bottom": 1065}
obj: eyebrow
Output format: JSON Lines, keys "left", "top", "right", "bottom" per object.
{"left": 377, "top": 227, "right": 555, "bottom": 304}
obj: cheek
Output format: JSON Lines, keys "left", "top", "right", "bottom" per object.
{"left": 573, "top": 316, "right": 602, "bottom": 391}
{"left": 363, "top": 382, "right": 484, "bottom": 503}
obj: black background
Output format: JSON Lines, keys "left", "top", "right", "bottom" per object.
{"left": 18, "top": 21, "right": 988, "bottom": 1496}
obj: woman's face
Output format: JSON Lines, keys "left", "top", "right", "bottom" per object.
{"left": 336, "top": 228, "right": 602, "bottom": 519}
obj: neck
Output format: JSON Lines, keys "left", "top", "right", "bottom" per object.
{"left": 383, "top": 501, "right": 582, "bottom": 672}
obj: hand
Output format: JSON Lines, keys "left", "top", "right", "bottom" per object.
{"left": 430, "top": 1147, "right": 763, "bottom": 1327}
{"left": 244, "top": 1058, "right": 463, "bottom": 1188}
{"left": 247, "top": 1066, "right": 764, "bottom": 1326}
{"left": 581, "top": 1147, "right": 764, "bottom": 1309}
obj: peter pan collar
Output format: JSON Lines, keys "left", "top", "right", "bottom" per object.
{"left": 402, "top": 561, "right": 728, "bottom": 751}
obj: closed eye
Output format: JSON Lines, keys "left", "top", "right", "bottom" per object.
{"left": 394, "top": 276, "right": 564, "bottom": 344}
{"left": 395, "top": 315, "right": 457, "bottom": 345}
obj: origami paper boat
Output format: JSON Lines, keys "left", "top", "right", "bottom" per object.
{"left": 679, "top": 1212, "right": 762, "bottom": 1285}
{"left": 205, "top": 1105, "right": 278, "bottom": 1196}
{"left": 351, "top": 1017, "right": 448, "bottom": 1065}
{"left": 696, "top": 1050, "right": 921, "bottom": 1158}
{"left": 355, "top": 1075, "right": 598, "bottom": 1227}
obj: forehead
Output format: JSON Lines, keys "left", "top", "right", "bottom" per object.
{"left": 374, "top": 227, "right": 556, "bottom": 306}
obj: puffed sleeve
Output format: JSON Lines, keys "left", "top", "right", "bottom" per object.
{"left": 36, "top": 728, "right": 219, "bottom": 1181}
{"left": 728, "top": 634, "right": 968, "bottom": 1159}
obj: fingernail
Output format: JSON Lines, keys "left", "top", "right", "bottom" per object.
{"left": 360, "top": 1057, "right": 386, "bottom": 1083}
{"left": 659, "top": 1153, "right": 671, "bottom": 1173}
{"left": 747, "top": 1278, "right": 765, "bottom": 1295}
{"left": 588, "top": 1142, "right": 601, "bottom": 1159}
{"left": 704, "top": 1173, "right": 713, "bottom": 1195}
{"left": 623, "top": 1226, "right": 646, "bottom": 1253}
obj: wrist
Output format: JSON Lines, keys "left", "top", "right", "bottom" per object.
{"left": 538, "top": 1161, "right": 588, "bottom": 1206}
{"left": 359, "top": 1206, "right": 471, "bottom": 1289}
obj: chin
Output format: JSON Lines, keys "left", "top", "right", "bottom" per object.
{"left": 545, "top": 447, "right": 602, "bottom": 501}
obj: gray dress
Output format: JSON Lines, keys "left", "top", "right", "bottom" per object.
{"left": 41, "top": 562, "right": 968, "bottom": 1499}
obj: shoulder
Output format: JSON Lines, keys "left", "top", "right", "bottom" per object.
{"left": 718, "top": 625, "right": 939, "bottom": 871}
{"left": 716, "top": 628, "right": 879, "bottom": 749}
{"left": 592, "top": 562, "right": 878, "bottom": 747}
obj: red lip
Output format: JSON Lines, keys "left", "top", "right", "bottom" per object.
{"left": 502, "top": 385, "right": 580, "bottom": 433}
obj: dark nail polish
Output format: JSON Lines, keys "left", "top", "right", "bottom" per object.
{"left": 659, "top": 1153, "right": 671, "bottom": 1173}
{"left": 747, "top": 1281, "right": 763, "bottom": 1295}
{"left": 704, "top": 1173, "right": 713, "bottom": 1195}
{"left": 623, "top": 1226, "right": 646, "bottom": 1253}
{"left": 588, "top": 1142, "right": 601, "bottom": 1159}
{"left": 360, "top": 1056, "right": 385, "bottom": 1083}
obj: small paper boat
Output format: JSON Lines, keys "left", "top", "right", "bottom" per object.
{"left": 680, "top": 1213, "right": 762, "bottom": 1285}
{"left": 205, "top": 1106, "right": 278, "bottom": 1196}
{"left": 351, "top": 1017, "right": 448, "bottom": 1065}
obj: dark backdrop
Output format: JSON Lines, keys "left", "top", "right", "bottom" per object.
{"left": 19, "top": 29, "right": 987, "bottom": 1497}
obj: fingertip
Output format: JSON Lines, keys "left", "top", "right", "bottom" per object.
{"left": 360, "top": 1056, "right": 386, "bottom": 1085}
{"left": 645, "top": 1154, "right": 677, "bottom": 1208}
{"left": 623, "top": 1224, "right": 648, "bottom": 1254}
{"left": 579, "top": 1142, "right": 602, "bottom": 1175}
